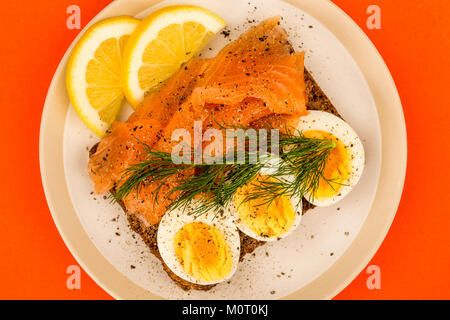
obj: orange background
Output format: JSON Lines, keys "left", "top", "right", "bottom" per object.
{"left": 0, "top": 0, "right": 448, "bottom": 300}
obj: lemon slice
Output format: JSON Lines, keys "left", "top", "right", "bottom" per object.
{"left": 66, "top": 16, "right": 140, "bottom": 137}
{"left": 122, "top": 5, "right": 226, "bottom": 108}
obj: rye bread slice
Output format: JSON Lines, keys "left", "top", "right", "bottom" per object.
{"left": 88, "top": 68, "right": 339, "bottom": 291}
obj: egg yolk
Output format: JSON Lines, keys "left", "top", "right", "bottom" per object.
{"left": 235, "top": 174, "right": 295, "bottom": 238}
{"left": 174, "top": 222, "right": 232, "bottom": 282}
{"left": 303, "top": 130, "right": 351, "bottom": 199}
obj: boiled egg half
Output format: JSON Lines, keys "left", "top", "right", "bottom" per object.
{"left": 157, "top": 203, "right": 240, "bottom": 285}
{"left": 229, "top": 173, "right": 303, "bottom": 241}
{"left": 296, "top": 110, "right": 365, "bottom": 207}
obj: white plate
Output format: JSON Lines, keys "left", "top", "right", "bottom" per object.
{"left": 40, "top": 0, "right": 406, "bottom": 300}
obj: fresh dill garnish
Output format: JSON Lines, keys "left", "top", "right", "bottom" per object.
{"left": 111, "top": 129, "right": 337, "bottom": 217}
{"left": 168, "top": 155, "right": 266, "bottom": 216}
{"left": 242, "top": 131, "right": 337, "bottom": 207}
{"left": 112, "top": 144, "right": 195, "bottom": 205}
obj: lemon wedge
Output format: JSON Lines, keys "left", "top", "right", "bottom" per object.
{"left": 66, "top": 16, "right": 139, "bottom": 137}
{"left": 122, "top": 5, "right": 226, "bottom": 108}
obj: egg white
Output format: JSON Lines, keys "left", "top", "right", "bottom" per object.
{"left": 296, "top": 110, "right": 365, "bottom": 207}
{"left": 228, "top": 174, "right": 303, "bottom": 242}
{"left": 157, "top": 203, "right": 241, "bottom": 285}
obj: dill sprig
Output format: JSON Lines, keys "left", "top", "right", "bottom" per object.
{"left": 242, "top": 131, "right": 336, "bottom": 207}
{"left": 112, "top": 144, "right": 195, "bottom": 205}
{"left": 112, "top": 130, "right": 336, "bottom": 216}
{"left": 168, "top": 156, "right": 266, "bottom": 216}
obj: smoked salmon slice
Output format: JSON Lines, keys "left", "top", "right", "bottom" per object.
{"left": 88, "top": 16, "right": 308, "bottom": 225}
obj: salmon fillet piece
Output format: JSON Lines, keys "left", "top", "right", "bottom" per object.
{"left": 88, "top": 59, "right": 207, "bottom": 194}
{"left": 192, "top": 17, "right": 306, "bottom": 115}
